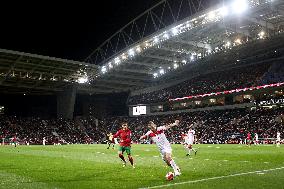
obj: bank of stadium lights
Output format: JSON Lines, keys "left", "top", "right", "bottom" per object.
{"left": 108, "top": 62, "right": 113, "bottom": 69}
{"left": 225, "top": 41, "right": 231, "bottom": 48}
{"left": 163, "top": 33, "right": 169, "bottom": 39}
{"left": 136, "top": 46, "right": 142, "bottom": 53}
{"left": 97, "top": 0, "right": 273, "bottom": 78}
{"left": 128, "top": 49, "right": 135, "bottom": 57}
{"left": 121, "top": 53, "right": 127, "bottom": 60}
{"left": 101, "top": 66, "right": 107, "bottom": 74}
{"left": 173, "top": 63, "right": 179, "bottom": 69}
{"left": 114, "top": 57, "right": 121, "bottom": 65}
{"left": 234, "top": 38, "right": 242, "bottom": 45}
{"left": 153, "top": 37, "right": 159, "bottom": 44}
{"left": 77, "top": 76, "right": 89, "bottom": 84}
{"left": 171, "top": 27, "right": 179, "bottom": 36}
{"left": 153, "top": 72, "right": 158, "bottom": 78}
{"left": 258, "top": 31, "right": 265, "bottom": 39}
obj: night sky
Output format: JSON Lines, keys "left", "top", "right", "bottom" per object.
{"left": 0, "top": 0, "right": 161, "bottom": 61}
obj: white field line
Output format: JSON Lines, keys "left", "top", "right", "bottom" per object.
{"left": 138, "top": 166, "right": 284, "bottom": 189}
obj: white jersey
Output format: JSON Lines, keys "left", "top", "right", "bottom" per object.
{"left": 145, "top": 126, "right": 172, "bottom": 154}
{"left": 187, "top": 129, "right": 195, "bottom": 141}
{"left": 255, "top": 133, "right": 258, "bottom": 141}
{"left": 186, "top": 129, "right": 195, "bottom": 144}
{"left": 277, "top": 132, "right": 281, "bottom": 141}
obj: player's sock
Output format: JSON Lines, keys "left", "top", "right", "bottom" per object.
{"left": 169, "top": 160, "right": 180, "bottom": 175}
{"left": 193, "top": 148, "right": 197, "bottom": 155}
{"left": 188, "top": 148, "right": 192, "bottom": 155}
{"left": 119, "top": 154, "right": 126, "bottom": 163}
{"left": 163, "top": 158, "right": 171, "bottom": 166}
{"left": 128, "top": 156, "right": 134, "bottom": 166}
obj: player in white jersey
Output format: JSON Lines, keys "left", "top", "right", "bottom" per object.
{"left": 185, "top": 126, "right": 197, "bottom": 156}
{"left": 140, "top": 120, "right": 181, "bottom": 176}
{"left": 43, "top": 137, "right": 47, "bottom": 146}
{"left": 254, "top": 133, "right": 259, "bottom": 145}
{"left": 276, "top": 131, "right": 281, "bottom": 147}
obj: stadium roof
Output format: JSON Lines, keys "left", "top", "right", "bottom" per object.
{"left": 1, "top": 0, "right": 284, "bottom": 95}
{"left": 85, "top": 0, "right": 284, "bottom": 91}
{"left": 0, "top": 49, "right": 100, "bottom": 94}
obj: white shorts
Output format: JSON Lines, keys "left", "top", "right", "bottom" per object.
{"left": 185, "top": 139, "right": 194, "bottom": 145}
{"left": 159, "top": 145, "right": 172, "bottom": 155}
{"left": 277, "top": 138, "right": 281, "bottom": 142}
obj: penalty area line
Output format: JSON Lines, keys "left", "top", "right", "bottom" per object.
{"left": 139, "top": 166, "right": 284, "bottom": 189}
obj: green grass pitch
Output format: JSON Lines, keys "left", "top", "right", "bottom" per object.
{"left": 0, "top": 144, "right": 283, "bottom": 189}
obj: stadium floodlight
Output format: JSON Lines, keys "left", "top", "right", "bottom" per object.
{"left": 219, "top": 6, "right": 229, "bottom": 17}
{"left": 258, "top": 31, "right": 265, "bottom": 39}
{"left": 101, "top": 66, "right": 107, "bottom": 74}
{"left": 121, "top": 53, "right": 127, "bottom": 60}
{"left": 186, "top": 22, "right": 192, "bottom": 28}
{"left": 153, "top": 37, "right": 159, "bottom": 43}
{"left": 145, "top": 42, "right": 150, "bottom": 47}
{"left": 136, "top": 46, "right": 142, "bottom": 53}
{"left": 173, "top": 63, "right": 179, "bottom": 69}
{"left": 232, "top": 0, "right": 248, "bottom": 14}
{"left": 159, "top": 69, "right": 165, "bottom": 74}
{"left": 208, "top": 11, "right": 216, "bottom": 20}
{"left": 128, "top": 49, "right": 135, "bottom": 57}
{"left": 171, "top": 27, "right": 179, "bottom": 36}
{"left": 163, "top": 33, "right": 169, "bottom": 39}
{"left": 77, "top": 76, "right": 88, "bottom": 84}
{"left": 225, "top": 41, "right": 231, "bottom": 47}
{"left": 108, "top": 62, "right": 113, "bottom": 69}
{"left": 114, "top": 57, "right": 121, "bottom": 65}
{"left": 235, "top": 38, "right": 242, "bottom": 45}
{"left": 168, "top": 66, "right": 171, "bottom": 70}
{"left": 153, "top": 73, "right": 158, "bottom": 78}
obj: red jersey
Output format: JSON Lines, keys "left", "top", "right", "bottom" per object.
{"left": 247, "top": 133, "right": 251, "bottom": 140}
{"left": 12, "top": 136, "right": 17, "bottom": 142}
{"left": 113, "top": 129, "right": 132, "bottom": 147}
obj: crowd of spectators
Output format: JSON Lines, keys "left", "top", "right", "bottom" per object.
{"left": 98, "top": 107, "right": 284, "bottom": 144}
{"left": 0, "top": 116, "right": 89, "bottom": 145}
{"left": 261, "top": 62, "right": 284, "bottom": 85}
{"left": 129, "top": 63, "right": 272, "bottom": 104}
{"left": 0, "top": 107, "right": 283, "bottom": 145}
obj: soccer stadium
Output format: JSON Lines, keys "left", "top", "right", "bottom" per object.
{"left": 0, "top": 0, "right": 284, "bottom": 188}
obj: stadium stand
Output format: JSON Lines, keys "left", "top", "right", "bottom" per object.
{"left": 97, "top": 107, "right": 284, "bottom": 144}
{"left": 0, "top": 116, "right": 88, "bottom": 145}
{"left": 128, "top": 34, "right": 284, "bottom": 105}
{"left": 1, "top": 107, "right": 282, "bottom": 145}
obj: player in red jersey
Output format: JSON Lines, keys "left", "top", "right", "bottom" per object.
{"left": 12, "top": 135, "right": 17, "bottom": 147}
{"left": 113, "top": 122, "right": 135, "bottom": 168}
{"left": 246, "top": 132, "right": 251, "bottom": 146}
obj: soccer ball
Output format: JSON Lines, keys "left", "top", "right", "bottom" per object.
{"left": 165, "top": 172, "right": 174, "bottom": 181}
